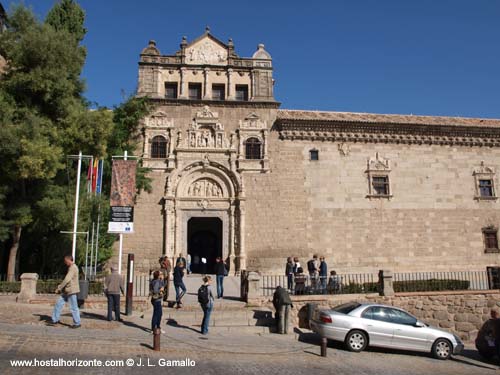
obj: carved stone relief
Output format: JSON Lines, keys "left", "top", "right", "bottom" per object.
{"left": 187, "top": 178, "right": 223, "bottom": 198}
{"left": 186, "top": 40, "right": 228, "bottom": 65}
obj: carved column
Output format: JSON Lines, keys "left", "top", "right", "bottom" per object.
{"left": 238, "top": 202, "right": 246, "bottom": 272}
{"left": 203, "top": 68, "right": 211, "bottom": 100}
{"left": 179, "top": 67, "right": 188, "bottom": 99}
{"left": 237, "top": 130, "right": 244, "bottom": 160}
{"left": 262, "top": 131, "right": 268, "bottom": 159}
{"left": 227, "top": 68, "right": 233, "bottom": 100}
{"left": 228, "top": 203, "right": 236, "bottom": 273}
{"left": 174, "top": 201, "right": 181, "bottom": 259}
{"left": 154, "top": 67, "right": 162, "bottom": 96}
{"left": 250, "top": 70, "right": 254, "bottom": 100}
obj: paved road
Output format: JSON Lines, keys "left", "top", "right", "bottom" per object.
{"left": 0, "top": 298, "right": 498, "bottom": 375}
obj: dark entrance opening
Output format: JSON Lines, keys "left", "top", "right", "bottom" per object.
{"left": 187, "top": 217, "right": 222, "bottom": 274}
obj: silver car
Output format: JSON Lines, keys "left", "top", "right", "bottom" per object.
{"left": 310, "top": 302, "right": 464, "bottom": 360}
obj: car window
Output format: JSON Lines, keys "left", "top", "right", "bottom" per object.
{"left": 332, "top": 302, "right": 361, "bottom": 314}
{"left": 388, "top": 308, "right": 417, "bottom": 326}
{"left": 362, "top": 306, "right": 392, "bottom": 323}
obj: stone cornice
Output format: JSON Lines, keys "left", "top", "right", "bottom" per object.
{"left": 275, "top": 120, "right": 500, "bottom": 147}
{"left": 142, "top": 97, "right": 280, "bottom": 109}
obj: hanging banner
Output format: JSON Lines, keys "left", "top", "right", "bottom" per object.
{"left": 108, "top": 160, "right": 137, "bottom": 233}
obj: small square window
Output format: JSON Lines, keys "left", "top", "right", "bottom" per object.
{"left": 188, "top": 83, "right": 202, "bottom": 100}
{"left": 479, "top": 179, "right": 494, "bottom": 197}
{"left": 165, "top": 82, "right": 178, "bottom": 99}
{"left": 212, "top": 84, "right": 225, "bottom": 100}
{"left": 235, "top": 85, "right": 248, "bottom": 101}
{"left": 483, "top": 228, "right": 499, "bottom": 252}
{"left": 372, "top": 176, "right": 389, "bottom": 195}
{"left": 310, "top": 149, "right": 319, "bottom": 161}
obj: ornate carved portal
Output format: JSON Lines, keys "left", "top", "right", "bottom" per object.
{"left": 163, "top": 162, "right": 245, "bottom": 274}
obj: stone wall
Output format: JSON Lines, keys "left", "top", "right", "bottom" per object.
{"left": 256, "top": 291, "right": 500, "bottom": 342}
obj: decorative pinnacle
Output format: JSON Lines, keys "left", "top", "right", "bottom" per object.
{"left": 205, "top": 26, "right": 211, "bottom": 34}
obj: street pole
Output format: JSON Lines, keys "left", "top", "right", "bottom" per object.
{"left": 71, "top": 151, "right": 82, "bottom": 260}
{"left": 84, "top": 230, "right": 89, "bottom": 280}
{"left": 126, "top": 253, "right": 134, "bottom": 315}
{"left": 95, "top": 213, "right": 100, "bottom": 277}
{"left": 118, "top": 150, "right": 127, "bottom": 275}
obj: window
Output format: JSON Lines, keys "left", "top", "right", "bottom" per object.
{"left": 479, "top": 179, "right": 494, "bottom": 197}
{"left": 165, "top": 82, "right": 178, "bottom": 99}
{"left": 388, "top": 308, "right": 417, "bottom": 326}
{"left": 151, "top": 136, "right": 168, "bottom": 158}
{"left": 372, "top": 176, "right": 389, "bottom": 195}
{"left": 362, "top": 306, "right": 392, "bottom": 323}
{"left": 483, "top": 227, "right": 499, "bottom": 252}
{"left": 333, "top": 302, "right": 361, "bottom": 315}
{"left": 235, "top": 85, "right": 248, "bottom": 101}
{"left": 244, "top": 137, "right": 262, "bottom": 160}
{"left": 188, "top": 83, "right": 202, "bottom": 100}
{"left": 310, "top": 149, "right": 319, "bottom": 161}
{"left": 212, "top": 84, "right": 225, "bottom": 100}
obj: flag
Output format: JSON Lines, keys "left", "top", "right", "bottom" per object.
{"left": 87, "top": 158, "right": 93, "bottom": 193}
{"left": 96, "top": 159, "right": 104, "bottom": 195}
{"left": 91, "top": 159, "right": 98, "bottom": 193}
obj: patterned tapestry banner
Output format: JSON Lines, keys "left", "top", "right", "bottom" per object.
{"left": 108, "top": 160, "right": 136, "bottom": 233}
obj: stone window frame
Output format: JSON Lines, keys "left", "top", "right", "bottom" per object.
{"left": 150, "top": 135, "right": 168, "bottom": 159}
{"left": 366, "top": 153, "right": 393, "bottom": 200}
{"left": 188, "top": 82, "right": 202, "bottom": 100}
{"left": 235, "top": 84, "right": 249, "bottom": 101}
{"left": 309, "top": 148, "right": 319, "bottom": 161}
{"left": 212, "top": 84, "right": 225, "bottom": 101}
{"left": 483, "top": 226, "right": 499, "bottom": 253}
{"left": 473, "top": 163, "right": 498, "bottom": 201}
{"left": 165, "top": 82, "right": 178, "bottom": 99}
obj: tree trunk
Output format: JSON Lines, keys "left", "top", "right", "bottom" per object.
{"left": 7, "top": 225, "right": 22, "bottom": 281}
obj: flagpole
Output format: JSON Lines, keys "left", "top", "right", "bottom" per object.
{"left": 71, "top": 152, "right": 82, "bottom": 260}
{"left": 118, "top": 151, "right": 127, "bottom": 275}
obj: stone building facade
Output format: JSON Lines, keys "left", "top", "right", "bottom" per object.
{"left": 122, "top": 29, "right": 500, "bottom": 275}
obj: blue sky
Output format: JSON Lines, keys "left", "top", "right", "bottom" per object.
{"left": 6, "top": 0, "right": 500, "bottom": 118}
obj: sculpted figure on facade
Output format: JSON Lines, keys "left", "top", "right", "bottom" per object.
{"left": 188, "top": 179, "right": 223, "bottom": 198}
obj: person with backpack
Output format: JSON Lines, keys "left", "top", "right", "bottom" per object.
{"left": 214, "top": 257, "right": 226, "bottom": 298}
{"left": 159, "top": 256, "right": 172, "bottom": 303}
{"left": 307, "top": 254, "right": 320, "bottom": 292}
{"left": 198, "top": 275, "right": 214, "bottom": 335}
{"left": 173, "top": 261, "right": 187, "bottom": 308}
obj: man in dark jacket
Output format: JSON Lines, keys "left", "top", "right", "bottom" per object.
{"left": 104, "top": 265, "right": 124, "bottom": 321}
{"left": 215, "top": 257, "right": 226, "bottom": 298}
{"left": 273, "top": 286, "right": 293, "bottom": 334}
{"left": 319, "top": 257, "right": 328, "bottom": 294}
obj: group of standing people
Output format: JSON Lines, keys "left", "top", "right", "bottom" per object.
{"left": 150, "top": 253, "right": 227, "bottom": 335}
{"left": 285, "top": 255, "right": 335, "bottom": 295}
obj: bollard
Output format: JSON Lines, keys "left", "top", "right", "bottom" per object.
{"left": 153, "top": 328, "right": 161, "bottom": 351}
{"left": 320, "top": 337, "right": 327, "bottom": 357}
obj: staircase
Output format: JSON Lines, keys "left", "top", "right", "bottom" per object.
{"left": 163, "top": 274, "right": 276, "bottom": 334}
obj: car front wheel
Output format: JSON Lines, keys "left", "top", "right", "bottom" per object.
{"left": 432, "top": 338, "right": 452, "bottom": 360}
{"left": 345, "top": 330, "right": 368, "bottom": 352}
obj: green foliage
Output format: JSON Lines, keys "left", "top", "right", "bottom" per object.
{"left": 45, "top": 0, "right": 87, "bottom": 44}
{"left": 393, "top": 279, "right": 470, "bottom": 292}
{"left": 0, "top": 281, "right": 21, "bottom": 293}
{"left": 36, "top": 279, "right": 103, "bottom": 295}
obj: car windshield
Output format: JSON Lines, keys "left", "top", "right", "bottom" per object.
{"left": 332, "top": 302, "right": 361, "bottom": 314}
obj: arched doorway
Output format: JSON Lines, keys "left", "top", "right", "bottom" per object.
{"left": 188, "top": 217, "right": 222, "bottom": 274}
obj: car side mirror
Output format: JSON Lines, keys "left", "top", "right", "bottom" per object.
{"left": 414, "top": 321, "right": 425, "bottom": 328}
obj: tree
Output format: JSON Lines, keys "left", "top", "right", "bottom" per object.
{"left": 0, "top": 4, "right": 112, "bottom": 280}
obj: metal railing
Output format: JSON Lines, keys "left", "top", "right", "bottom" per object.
{"left": 261, "top": 273, "right": 377, "bottom": 296}
{"left": 393, "top": 271, "right": 490, "bottom": 292}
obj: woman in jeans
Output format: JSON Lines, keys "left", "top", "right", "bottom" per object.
{"left": 173, "top": 261, "right": 187, "bottom": 308}
{"left": 199, "top": 275, "right": 215, "bottom": 335}
{"left": 150, "top": 270, "right": 165, "bottom": 333}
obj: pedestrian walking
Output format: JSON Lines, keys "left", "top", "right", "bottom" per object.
{"left": 159, "top": 256, "right": 172, "bottom": 303}
{"left": 319, "top": 256, "right": 328, "bottom": 294}
{"left": 198, "top": 275, "right": 215, "bottom": 335}
{"left": 176, "top": 253, "right": 187, "bottom": 267}
{"left": 273, "top": 286, "right": 293, "bottom": 334}
{"left": 173, "top": 261, "right": 187, "bottom": 308}
{"left": 285, "top": 257, "right": 294, "bottom": 291}
{"left": 215, "top": 257, "right": 226, "bottom": 298}
{"left": 104, "top": 265, "right": 124, "bottom": 321}
{"left": 150, "top": 270, "right": 165, "bottom": 334}
{"left": 48, "top": 255, "right": 81, "bottom": 329}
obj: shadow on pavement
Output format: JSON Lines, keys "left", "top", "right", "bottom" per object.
{"left": 140, "top": 343, "right": 154, "bottom": 350}
{"left": 80, "top": 311, "right": 110, "bottom": 321}
{"left": 165, "top": 318, "right": 201, "bottom": 334}
{"left": 34, "top": 314, "right": 71, "bottom": 327}
{"left": 452, "top": 348, "right": 498, "bottom": 371}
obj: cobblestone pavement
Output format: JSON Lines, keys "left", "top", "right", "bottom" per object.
{"left": 0, "top": 298, "right": 498, "bottom": 375}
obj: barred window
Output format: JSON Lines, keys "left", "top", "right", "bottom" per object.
{"left": 244, "top": 137, "right": 262, "bottom": 160}
{"left": 479, "top": 179, "right": 494, "bottom": 197}
{"left": 483, "top": 227, "right": 499, "bottom": 252}
{"left": 235, "top": 85, "right": 248, "bottom": 101}
{"left": 188, "top": 83, "right": 202, "bottom": 100}
{"left": 372, "top": 176, "right": 389, "bottom": 195}
{"left": 212, "top": 84, "right": 225, "bottom": 100}
{"left": 151, "top": 136, "right": 168, "bottom": 158}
